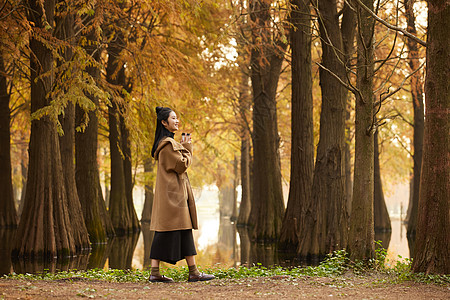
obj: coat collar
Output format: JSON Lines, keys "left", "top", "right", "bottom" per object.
{"left": 154, "top": 137, "right": 184, "bottom": 159}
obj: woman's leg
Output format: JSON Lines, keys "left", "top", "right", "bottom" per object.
{"left": 151, "top": 259, "right": 160, "bottom": 268}
{"left": 149, "top": 259, "right": 173, "bottom": 282}
{"left": 185, "top": 255, "right": 196, "bottom": 266}
{"left": 185, "top": 255, "right": 214, "bottom": 282}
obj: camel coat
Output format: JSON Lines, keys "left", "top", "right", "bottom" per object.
{"left": 150, "top": 137, "right": 198, "bottom": 231}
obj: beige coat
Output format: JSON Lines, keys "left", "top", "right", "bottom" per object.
{"left": 150, "top": 137, "right": 198, "bottom": 231}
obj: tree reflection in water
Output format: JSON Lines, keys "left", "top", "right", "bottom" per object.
{"left": 0, "top": 229, "right": 16, "bottom": 275}
{"left": 2, "top": 214, "right": 407, "bottom": 274}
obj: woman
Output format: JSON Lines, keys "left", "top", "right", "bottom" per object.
{"left": 148, "top": 106, "right": 215, "bottom": 283}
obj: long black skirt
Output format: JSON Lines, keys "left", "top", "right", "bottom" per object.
{"left": 150, "top": 229, "right": 197, "bottom": 265}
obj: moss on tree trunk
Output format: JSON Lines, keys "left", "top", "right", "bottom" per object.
{"left": 412, "top": 0, "right": 450, "bottom": 275}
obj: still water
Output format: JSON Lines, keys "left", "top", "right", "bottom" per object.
{"left": 0, "top": 186, "right": 410, "bottom": 275}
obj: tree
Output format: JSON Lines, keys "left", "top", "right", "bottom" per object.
{"left": 404, "top": 0, "right": 425, "bottom": 241}
{"left": 0, "top": 52, "right": 17, "bottom": 228}
{"left": 75, "top": 7, "right": 115, "bottom": 242}
{"left": 348, "top": 0, "right": 375, "bottom": 261}
{"left": 235, "top": 11, "right": 252, "bottom": 226}
{"left": 373, "top": 129, "right": 391, "bottom": 233}
{"left": 279, "top": 0, "right": 314, "bottom": 253}
{"left": 298, "top": 0, "right": 350, "bottom": 259}
{"left": 55, "top": 1, "right": 90, "bottom": 250}
{"left": 248, "top": 0, "right": 286, "bottom": 242}
{"left": 141, "top": 158, "right": 155, "bottom": 223}
{"left": 13, "top": 0, "right": 78, "bottom": 258}
{"left": 412, "top": 0, "right": 449, "bottom": 274}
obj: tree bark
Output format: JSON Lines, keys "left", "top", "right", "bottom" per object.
{"left": 13, "top": 0, "right": 77, "bottom": 258}
{"left": 404, "top": 0, "right": 424, "bottom": 241}
{"left": 0, "top": 52, "right": 18, "bottom": 228}
{"left": 412, "top": 0, "right": 450, "bottom": 275}
{"left": 248, "top": 0, "right": 286, "bottom": 242}
{"left": 298, "top": 0, "right": 348, "bottom": 259}
{"left": 76, "top": 14, "right": 114, "bottom": 242}
{"left": 120, "top": 113, "right": 140, "bottom": 233}
{"left": 348, "top": 0, "right": 375, "bottom": 262}
{"left": 373, "top": 129, "right": 391, "bottom": 233}
{"left": 107, "top": 98, "right": 131, "bottom": 235}
{"left": 279, "top": 0, "right": 314, "bottom": 253}
{"left": 237, "top": 58, "right": 251, "bottom": 226}
{"left": 55, "top": 5, "right": 90, "bottom": 251}
{"left": 341, "top": 2, "right": 357, "bottom": 219}
{"left": 141, "top": 157, "right": 155, "bottom": 223}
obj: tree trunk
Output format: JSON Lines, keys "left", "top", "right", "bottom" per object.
{"left": 13, "top": 0, "right": 77, "bottom": 258}
{"left": 248, "top": 0, "right": 286, "bottom": 242}
{"left": 348, "top": 0, "right": 375, "bottom": 262}
{"left": 237, "top": 63, "right": 251, "bottom": 226}
{"left": 141, "top": 157, "right": 155, "bottom": 223}
{"left": 235, "top": 14, "right": 252, "bottom": 227}
{"left": 108, "top": 100, "right": 131, "bottom": 235}
{"left": 56, "top": 6, "right": 90, "bottom": 251}
{"left": 0, "top": 52, "right": 18, "bottom": 228}
{"left": 76, "top": 15, "right": 114, "bottom": 242}
{"left": 279, "top": 0, "right": 314, "bottom": 253}
{"left": 373, "top": 129, "right": 391, "bottom": 233}
{"left": 341, "top": 2, "right": 357, "bottom": 219}
{"left": 412, "top": 0, "right": 449, "bottom": 274}
{"left": 120, "top": 113, "right": 140, "bottom": 233}
{"left": 298, "top": 0, "right": 348, "bottom": 259}
{"left": 404, "top": 0, "right": 424, "bottom": 241}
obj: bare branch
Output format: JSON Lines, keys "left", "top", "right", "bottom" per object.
{"left": 314, "top": 61, "right": 358, "bottom": 94}
{"left": 353, "top": 0, "right": 426, "bottom": 47}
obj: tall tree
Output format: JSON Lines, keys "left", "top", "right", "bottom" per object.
{"left": 236, "top": 27, "right": 252, "bottom": 226}
{"left": 13, "top": 0, "right": 78, "bottom": 258}
{"left": 341, "top": 2, "right": 357, "bottom": 218}
{"left": 279, "top": 0, "right": 314, "bottom": 253}
{"left": 248, "top": 0, "right": 286, "bottom": 242}
{"left": 404, "top": 0, "right": 424, "bottom": 241}
{"left": 76, "top": 9, "right": 115, "bottom": 242}
{"left": 348, "top": 0, "right": 375, "bottom": 261}
{"left": 373, "top": 129, "right": 391, "bottom": 233}
{"left": 55, "top": 2, "right": 90, "bottom": 250}
{"left": 120, "top": 111, "right": 140, "bottom": 232}
{"left": 141, "top": 157, "right": 155, "bottom": 223}
{"left": 412, "top": 0, "right": 449, "bottom": 275}
{"left": 105, "top": 2, "right": 139, "bottom": 235}
{"left": 0, "top": 52, "right": 17, "bottom": 228}
{"left": 297, "top": 0, "right": 350, "bottom": 259}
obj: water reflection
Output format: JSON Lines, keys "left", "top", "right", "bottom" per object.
{"left": 2, "top": 213, "right": 411, "bottom": 274}
{"left": 12, "top": 254, "right": 90, "bottom": 275}
{"left": 87, "top": 241, "right": 113, "bottom": 270}
{"left": 141, "top": 222, "right": 154, "bottom": 270}
{"left": 109, "top": 233, "right": 139, "bottom": 269}
{"left": 0, "top": 229, "right": 16, "bottom": 275}
{"left": 375, "top": 231, "right": 392, "bottom": 250}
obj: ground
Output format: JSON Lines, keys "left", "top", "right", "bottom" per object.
{"left": 1, "top": 273, "right": 448, "bottom": 299}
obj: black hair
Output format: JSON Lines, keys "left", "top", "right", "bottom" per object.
{"left": 151, "top": 106, "right": 175, "bottom": 158}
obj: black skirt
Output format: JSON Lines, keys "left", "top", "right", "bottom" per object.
{"left": 150, "top": 229, "right": 197, "bottom": 264}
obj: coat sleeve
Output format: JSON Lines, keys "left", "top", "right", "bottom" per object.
{"left": 159, "top": 142, "right": 193, "bottom": 174}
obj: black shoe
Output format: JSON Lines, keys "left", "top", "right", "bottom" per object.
{"left": 188, "top": 273, "right": 215, "bottom": 282}
{"left": 149, "top": 275, "right": 174, "bottom": 283}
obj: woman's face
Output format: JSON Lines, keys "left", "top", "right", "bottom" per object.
{"left": 162, "top": 111, "right": 179, "bottom": 133}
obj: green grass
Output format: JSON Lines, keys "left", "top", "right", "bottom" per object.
{"left": 3, "top": 246, "right": 449, "bottom": 286}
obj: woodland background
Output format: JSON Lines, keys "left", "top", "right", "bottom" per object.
{"left": 0, "top": 0, "right": 448, "bottom": 275}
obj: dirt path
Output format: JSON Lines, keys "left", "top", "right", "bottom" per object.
{"left": 1, "top": 274, "right": 448, "bottom": 299}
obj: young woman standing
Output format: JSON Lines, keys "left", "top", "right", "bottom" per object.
{"left": 148, "top": 106, "right": 214, "bottom": 283}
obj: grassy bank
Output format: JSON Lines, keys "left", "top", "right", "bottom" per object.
{"left": 4, "top": 248, "right": 449, "bottom": 286}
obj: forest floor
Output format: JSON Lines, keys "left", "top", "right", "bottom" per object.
{"left": 1, "top": 272, "right": 449, "bottom": 299}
